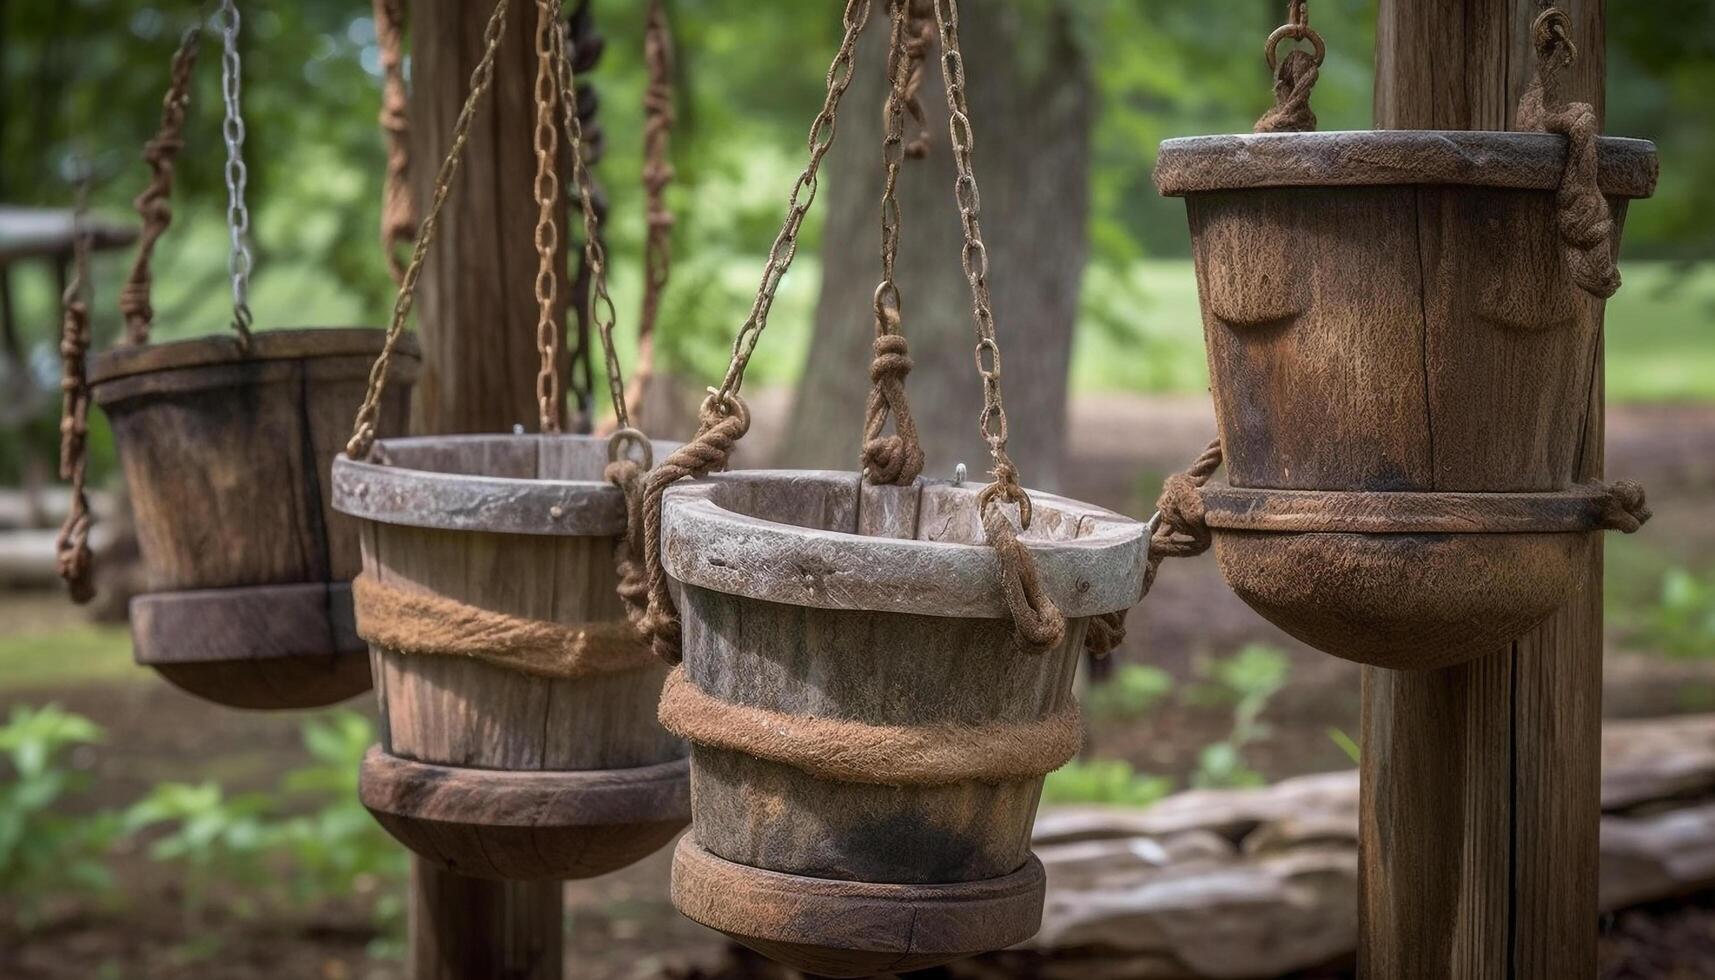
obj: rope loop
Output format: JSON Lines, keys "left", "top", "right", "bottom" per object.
{"left": 980, "top": 504, "right": 1066, "bottom": 655}
{"left": 121, "top": 27, "right": 200, "bottom": 346}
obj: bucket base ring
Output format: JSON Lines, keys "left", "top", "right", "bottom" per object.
{"left": 670, "top": 833, "right": 1045, "bottom": 978}
{"left": 359, "top": 747, "right": 690, "bottom": 881}
{"left": 131, "top": 581, "right": 368, "bottom": 709}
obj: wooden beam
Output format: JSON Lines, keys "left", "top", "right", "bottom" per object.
{"left": 402, "top": 0, "right": 572, "bottom": 975}
{"left": 1365, "top": 2, "right": 1607, "bottom": 978}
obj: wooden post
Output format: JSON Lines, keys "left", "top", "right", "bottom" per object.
{"left": 1364, "top": 2, "right": 1607, "bottom": 977}
{"left": 401, "top": 0, "right": 572, "bottom": 976}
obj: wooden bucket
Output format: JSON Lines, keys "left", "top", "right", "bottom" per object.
{"left": 90, "top": 328, "right": 418, "bottom": 709}
{"left": 657, "top": 470, "right": 1148, "bottom": 976}
{"left": 332, "top": 434, "right": 690, "bottom": 881}
{"left": 1157, "top": 131, "right": 1658, "bottom": 669}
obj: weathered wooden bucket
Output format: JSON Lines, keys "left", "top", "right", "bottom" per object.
{"left": 331, "top": 433, "right": 690, "bottom": 881}
{"left": 656, "top": 470, "right": 1148, "bottom": 977}
{"left": 91, "top": 328, "right": 417, "bottom": 708}
{"left": 1157, "top": 130, "right": 1658, "bottom": 669}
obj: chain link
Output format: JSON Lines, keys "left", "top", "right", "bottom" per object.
{"left": 875, "top": 1, "right": 909, "bottom": 329}
{"left": 929, "top": 0, "right": 1033, "bottom": 524}
{"left": 548, "top": 0, "right": 629, "bottom": 443}
{"left": 627, "top": 0, "right": 675, "bottom": 430}
{"left": 711, "top": 0, "right": 872, "bottom": 410}
{"left": 346, "top": 0, "right": 514, "bottom": 459}
{"left": 216, "top": 0, "right": 254, "bottom": 346}
{"left": 532, "top": 0, "right": 564, "bottom": 432}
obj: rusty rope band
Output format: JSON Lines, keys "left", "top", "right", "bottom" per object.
{"left": 931, "top": 0, "right": 1067, "bottom": 655}
{"left": 56, "top": 183, "right": 95, "bottom": 604}
{"left": 635, "top": 0, "right": 873, "bottom": 665}
{"left": 1515, "top": 2, "right": 1621, "bottom": 298}
{"left": 346, "top": 0, "right": 513, "bottom": 460}
{"left": 1255, "top": 0, "right": 1323, "bottom": 134}
{"left": 623, "top": 0, "right": 674, "bottom": 431}
{"left": 121, "top": 28, "right": 200, "bottom": 346}
{"left": 375, "top": 0, "right": 415, "bottom": 284}
{"left": 533, "top": 0, "right": 566, "bottom": 433}
{"left": 860, "top": 0, "right": 929, "bottom": 487}
{"left": 353, "top": 574, "right": 655, "bottom": 679}
{"left": 658, "top": 666, "right": 1082, "bottom": 786}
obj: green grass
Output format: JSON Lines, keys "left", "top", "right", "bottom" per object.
{"left": 0, "top": 623, "right": 135, "bottom": 692}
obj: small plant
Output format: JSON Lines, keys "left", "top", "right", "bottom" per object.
{"left": 1639, "top": 567, "right": 1715, "bottom": 659}
{"left": 1086, "top": 663, "right": 1174, "bottom": 719}
{"left": 1042, "top": 759, "right": 1174, "bottom": 808}
{"left": 0, "top": 704, "right": 124, "bottom": 929}
{"left": 1185, "top": 643, "right": 1291, "bottom": 789}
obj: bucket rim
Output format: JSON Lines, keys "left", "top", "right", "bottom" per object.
{"left": 89, "top": 326, "right": 419, "bottom": 386}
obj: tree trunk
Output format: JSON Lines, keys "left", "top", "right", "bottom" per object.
{"left": 779, "top": 2, "right": 1093, "bottom": 492}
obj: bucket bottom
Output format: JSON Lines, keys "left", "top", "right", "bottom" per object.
{"left": 359, "top": 747, "right": 690, "bottom": 881}
{"left": 131, "top": 581, "right": 369, "bottom": 709}
{"left": 670, "top": 833, "right": 1045, "bottom": 978}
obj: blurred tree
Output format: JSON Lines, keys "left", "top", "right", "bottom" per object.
{"left": 780, "top": 0, "right": 1093, "bottom": 489}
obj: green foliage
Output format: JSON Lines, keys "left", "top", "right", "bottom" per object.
{"left": 1328, "top": 727, "right": 1361, "bottom": 765}
{"left": 1086, "top": 663, "right": 1175, "bottom": 720}
{"left": 0, "top": 705, "right": 123, "bottom": 929}
{"left": 1185, "top": 644, "right": 1292, "bottom": 789}
{"left": 1042, "top": 758, "right": 1174, "bottom": 809}
{"left": 1638, "top": 567, "right": 1715, "bottom": 659}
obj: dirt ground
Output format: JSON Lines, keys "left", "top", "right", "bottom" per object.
{"left": 3, "top": 394, "right": 1714, "bottom": 979}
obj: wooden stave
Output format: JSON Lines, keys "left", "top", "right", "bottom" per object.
{"left": 342, "top": 433, "right": 689, "bottom": 881}
{"left": 92, "top": 327, "right": 415, "bottom": 708}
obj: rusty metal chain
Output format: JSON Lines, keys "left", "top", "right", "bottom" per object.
{"left": 928, "top": 0, "right": 1034, "bottom": 524}
{"left": 216, "top": 0, "right": 255, "bottom": 348}
{"left": 533, "top": 0, "right": 565, "bottom": 433}
{"left": 547, "top": 0, "right": 636, "bottom": 460}
{"left": 347, "top": 0, "right": 513, "bottom": 459}
{"left": 1265, "top": 0, "right": 1325, "bottom": 70}
{"left": 709, "top": 0, "right": 873, "bottom": 416}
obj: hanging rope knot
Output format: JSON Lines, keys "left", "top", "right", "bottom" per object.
{"left": 1143, "top": 439, "right": 1224, "bottom": 595}
{"left": 637, "top": 395, "right": 753, "bottom": 666}
{"left": 1255, "top": 1, "right": 1324, "bottom": 134}
{"left": 862, "top": 332, "right": 925, "bottom": 486}
{"left": 980, "top": 500, "right": 1067, "bottom": 655}
{"left": 1597, "top": 480, "right": 1651, "bottom": 534}
{"left": 604, "top": 456, "right": 652, "bottom": 629}
{"left": 897, "top": 0, "right": 937, "bottom": 158}
{"left": 1516, "top": 4, "right": 1620, "bottom": 299}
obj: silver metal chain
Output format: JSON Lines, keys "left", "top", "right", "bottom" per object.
{"left": 217, "top": 0, "right": 254, "bottom": 344}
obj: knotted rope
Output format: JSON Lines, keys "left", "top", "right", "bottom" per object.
{"left": 55, "top": 185, "right": 95, "bottom": 604}
{"left": 1146, "top": 439, "right": 1225, "bottom": 594}
{"left": 120, "top": 28, "right": 200, "bottom": 345}
{"left": 859, "top": 0, "right": 930, "bottom": 487}
{"left": 1594, "top": 479, "right": 1651, "bottom": 533}
{"left": 374, "top": 0, "right": 414, "bottom": 284}
{"left": 1515, "top": 3, "right": 1621, "bottom": 299}
{"left": 1255, "top": 0, "right": 1323, "bottom": 134}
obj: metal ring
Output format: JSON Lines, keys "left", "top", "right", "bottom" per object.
{"left": 1146, "top": 510, "right": 1164, "bottom": 536}
{"left": 978, "top": 481, "right": 1034, "bottom": 530}
{"left": 607, "top": 426, "right": 654, "bottom": 470}
{"left": 1265, "top": 24, "right": 1326, "bottom": 72}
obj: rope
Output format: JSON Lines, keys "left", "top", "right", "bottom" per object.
{"left": 640, "top": 396, "right": 753, "bottom": 665}
{"left": 56, "top": 183, "right": 94, "bottom": 604}
{"left": 374, "top": 0, "right": 415, "bottom": 284}
{"left": 353, "top": 574, "right": 655, "bottom": 679}
{"left": 1255, "top": 0, "right": 1323, "bottom": 134}
{"left": 1146, "top": 438, "right": 1224, "bottom": 595}
{"left": 532, "top": 0, "right": 565, "bottom": 433}
{"left": 625, "top": 0, "right": 674, "bottom": 430}
{"left": 657, "top": 666, "right": 1083, "bottom": 787}
{"left": 120, "top": 28, "right": 200, "bottom": 346}
{"left": 860, "top": 0, "right": 929, "bottom": 487}
{"left": 1594, "top": 479, "right": 1652, "bottom": 533}
{"left": 635, "top": 0, "right": 872, "bottom": 664}
{"left": 896, "top": 0, "right": 936, "bottom": 159}
{"left": 1515, "top": 3, "right": 1621, "bottom": 298}
{"left": 346, "top": 0, "right": 513, "bottom": 460}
